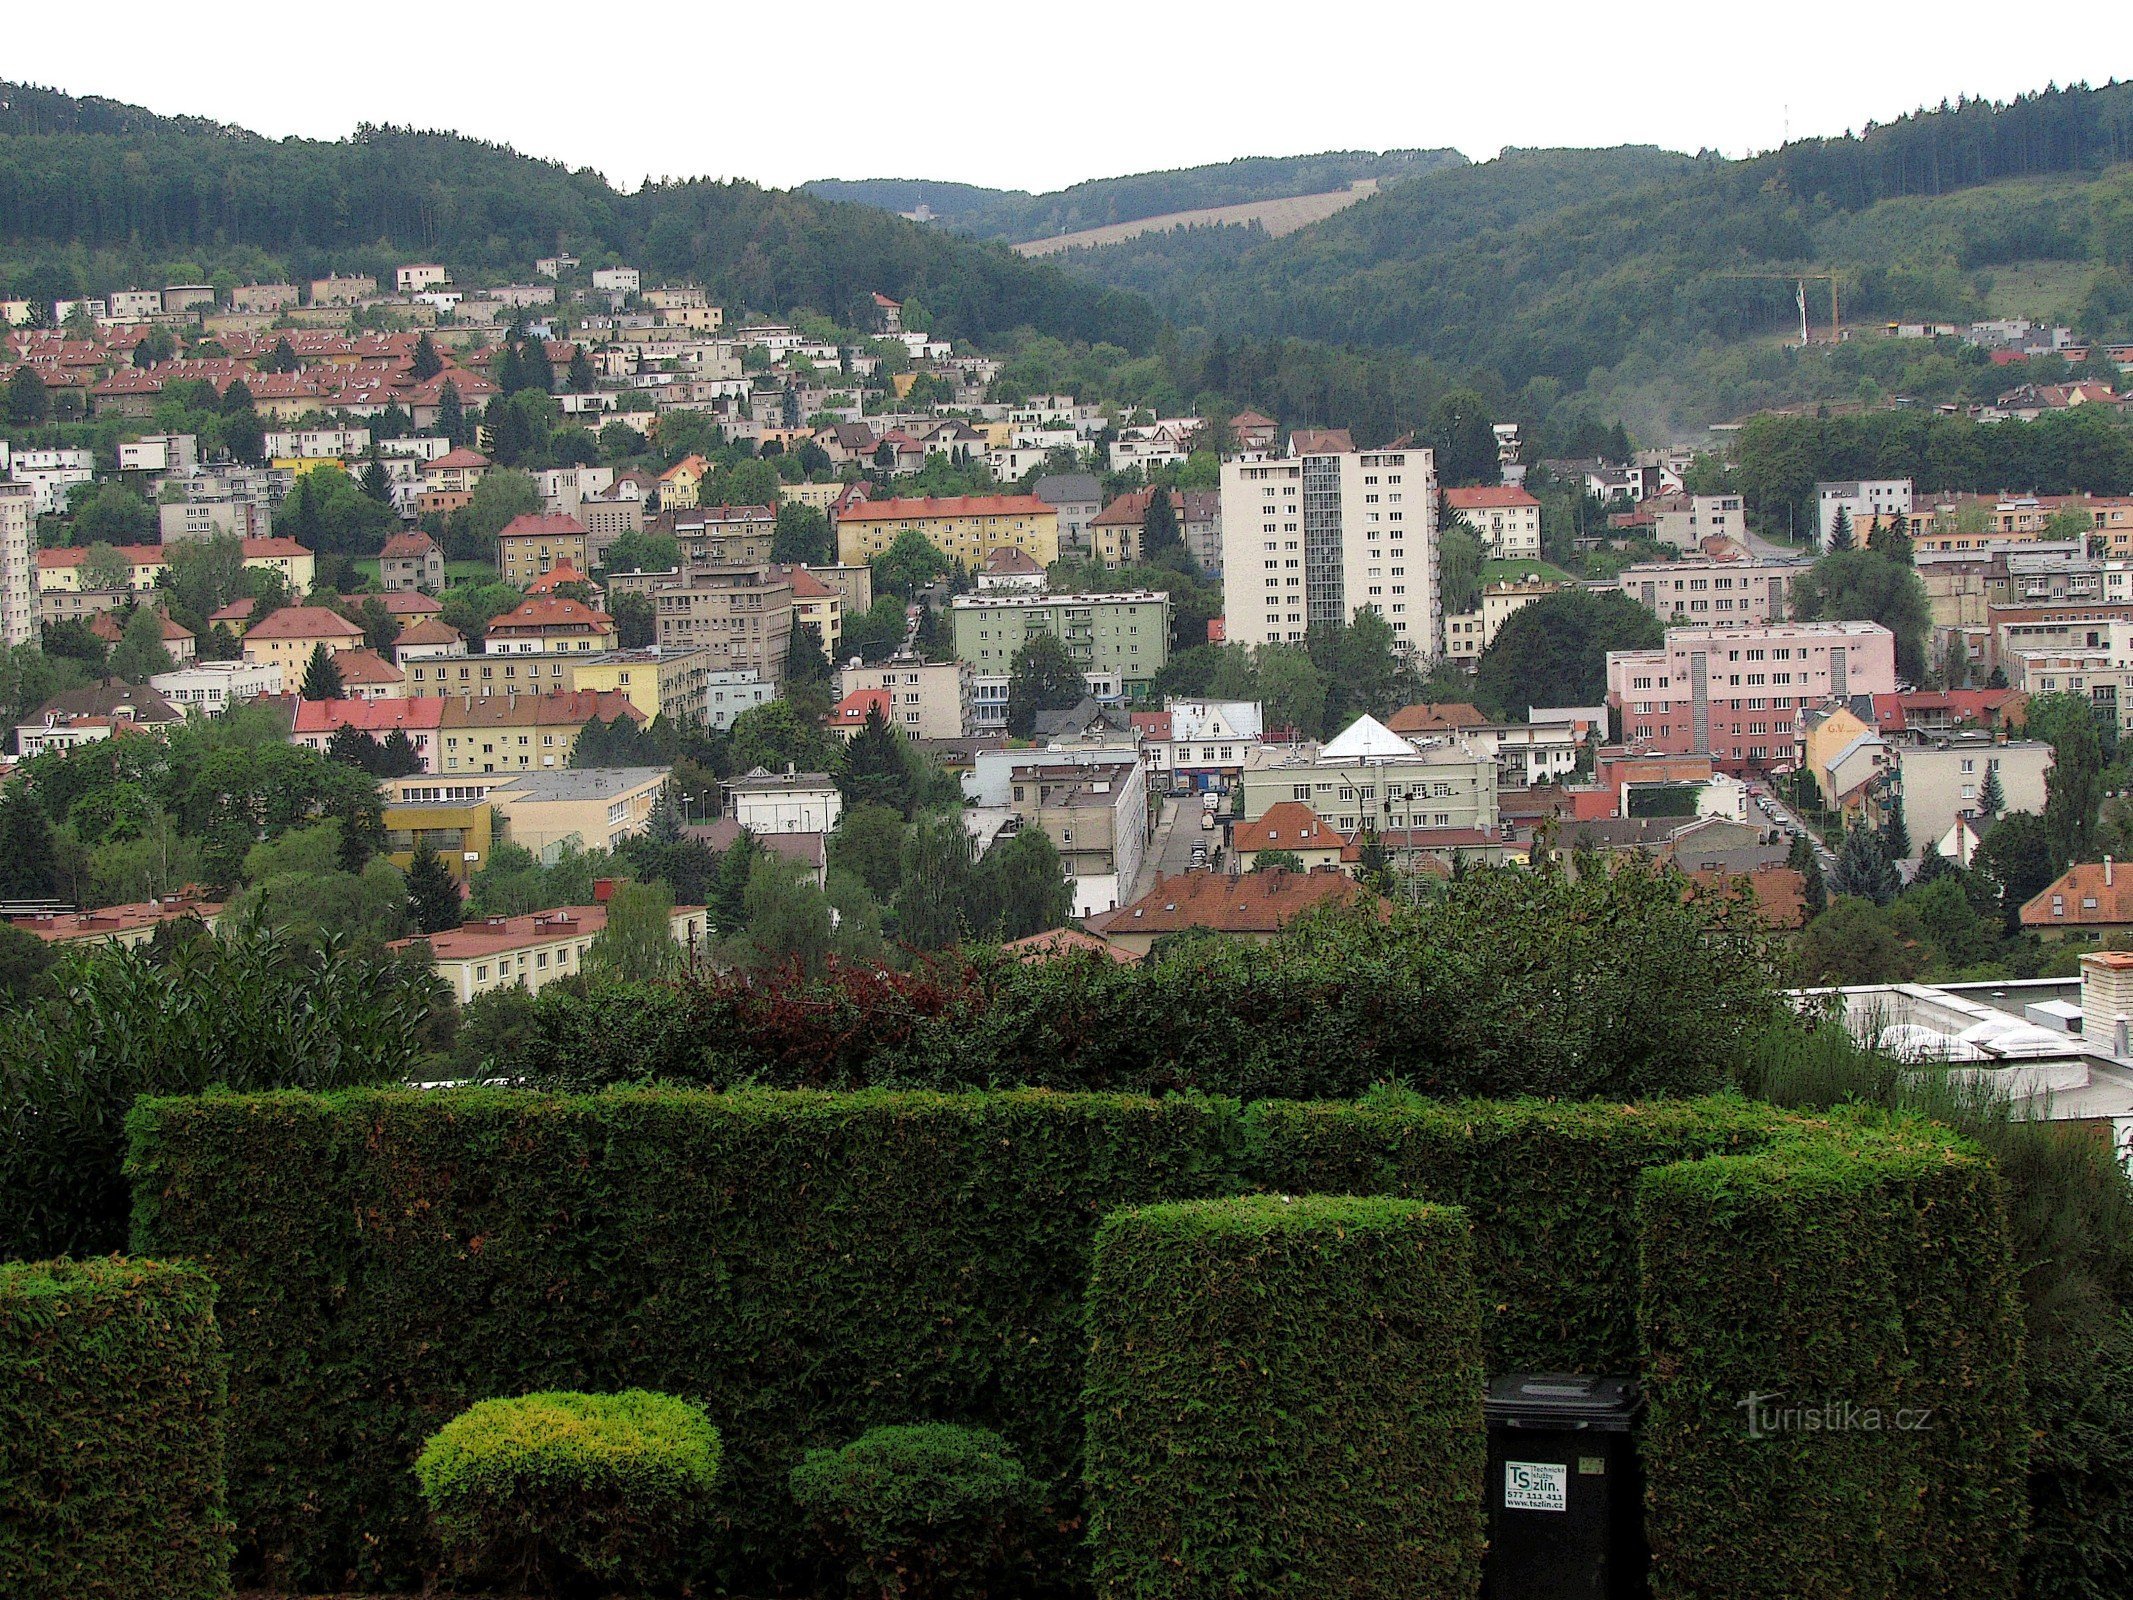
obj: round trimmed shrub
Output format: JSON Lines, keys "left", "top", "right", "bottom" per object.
{"left": 413, "top": 1388, "right": 720, "bottom": 1597}
{"left": 789, "top": 1423, "right": 1042, "bottom": 1600}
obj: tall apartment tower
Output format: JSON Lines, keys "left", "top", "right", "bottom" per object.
{"left": 1218, "top": 429, "right": 1438, "bottom": 655}
{"left": 0, "top": 483, "right": 36, "bottom": 647}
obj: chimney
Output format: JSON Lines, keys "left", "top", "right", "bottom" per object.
{"left": 2109, "top": 856, "right": 2116, "bottom": 888}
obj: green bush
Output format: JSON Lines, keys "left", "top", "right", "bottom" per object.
{"left": 1636, "top": 1111, "right": 2027, "bottom": 1600}
{"left": 0, "top": 1256, "right": 231, "bottom": 1600}
{"left": 789, "top": 1424, "right": 1042, "bottom": 1600}
{"left": 413, "top": 1389, "right": 720, "bottom": 1597}
{"left": 126, "top": 1088, "right": 2023, "bottom": 1595}
{"left": 1083, "top": 1195, "right": 1483, "bottom": 1600}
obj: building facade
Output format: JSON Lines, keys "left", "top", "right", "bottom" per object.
{"left": 1616, "top": 558, "right": 1801, "bottom": 627}
{"left": 950, "top": 590, "right": 1170, "bottom": 699}
{"left": 835, "top": 495, "right": 1061, "bottom": 568}
{"left": 837, "top": 657, "right": 972, "bottom": 740}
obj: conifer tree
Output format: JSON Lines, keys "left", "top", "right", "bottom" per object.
{"left": 300, "top": 643, "right": 345, "bottom": 701}
{"left": 1979, "top": 761, "right": 2005, "bottom": 820}
{"left": 406, "top": 843, "right": 464, "bottom": 934}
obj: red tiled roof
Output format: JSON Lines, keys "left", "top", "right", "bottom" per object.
{"left": 1443, "top": 486, "right": 1540, "bottom": 510}
{"left": 1233, "top": 802, "right": 1348, "bottom": 856}
{"left": 330, "top": 648, "right": 403, "bottom": 685}
{"left": 381, "top": 531, "right": 439, "bottom": 560}
{"left": 437, "top": 688, "right": 642, "bottom": 729}
{"left": 525, "top": 564, "right": 594, "bottom": 594}
{"left": 292, "top": 697, "right": 442, "bottom": 735}
{"left": 1387, "top": 702, "right": 1487, "bottom": 734}
{"left": 1087, "top": 870, "right": 1365, "bottom": 936}
{"left": 1687, "top": 866, "right": 1809, "bottom": 931}
{"left": 496, "top": 512, "right": 589, "bottom": 540}
{"left": 999, "top": 926, "right": 1139, "bottom": 964}
{"left": 245, "top": 606, "right": 365, "bottom": 641}
{"left": 1131, "top": 711, "right": 1173, "bottom": 741}
{"left": 2022, "top": 862, "right": 2133, "bottom": 929}
{"left": 830, "top": 688, "right": 892, "bottom": 727}
{"left": 425, "top": 447, "right": 489, "bottom": 470}
{"left": 395, "top": 618, "right": 464, "bottom": 646}
{"left": 486, "top": 597, "right": 614, "bottom": 634}
{"left": 8, "top": 897, "right": 224, "bottom": 943}
{"left": 36, "top": 543, "right": 163, "bottom": 570}
{"left": 838, "top": 495, "right": 1054, "bottom": 522}
{"left": 983, "top": 547, "right": 1044, "bottom": 574}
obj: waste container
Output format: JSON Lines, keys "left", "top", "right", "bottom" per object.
{"left": 1482, "top": 1373, "right": 1647, "bottom": 1600}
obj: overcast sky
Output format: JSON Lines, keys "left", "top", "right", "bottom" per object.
{"left": 8, "top": 1, "right": 2125, "bottom": 194}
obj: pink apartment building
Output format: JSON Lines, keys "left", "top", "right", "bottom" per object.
{"left": 1605, "top": 621, "right": 1899, "bottom": 772}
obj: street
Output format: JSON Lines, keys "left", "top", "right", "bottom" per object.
{"left": 1746, "top": 776, "right": 1836, "bottom": 872}
{"left": 1130, "top": 792, "right": 1221, "bottom": 905}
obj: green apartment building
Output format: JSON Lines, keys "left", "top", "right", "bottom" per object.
{"left": 950, "top": 589, "right": 1172, "bottom": 698}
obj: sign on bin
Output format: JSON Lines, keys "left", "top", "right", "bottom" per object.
{"left": 1503, "top": 1461, "right": 1568, "bottom": 1512}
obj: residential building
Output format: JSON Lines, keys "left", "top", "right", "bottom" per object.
{"left": 400, "top": 901, "right": 707, "bottom": 1005}
{"left": 1034, "top": 472, "right": 1103, "bottom": 554}
{"left": 1605, "top": 621, "right": 1901, "bottom": 771}
{"left": 1898, "top": 736, "right": 2053, "bottom": 854}
{"left": 836, "top": 494, "right": 1061, "bottom": 568}
{"left": 1816, "top": 480, "right": 1915, "bottom": 547}
{"left": 159, "top": 495, "right": 271, "bottom": 543}
{"left": 291, "top": 698, "right": 444, "bottom": 772}
{"left": 1801, "top": 703, "right": 1887, "bottom": 823}
{"left": 379, "top": 530, "right": 445, "bottom": 592}
{"left": 1443, "top": 485, "right": 1543, "bottom": 559}
{"left": 566, "top": 646, "right": 714, "bottom": 724}
{"left": 7, "top": 895, "right": 224, "bottom": 950}
{"left": 495, "top": 512, "right": 590, "bottom": 586}
{"left": 1232, "top": 802, "right": 1351, "bottom": 873}
{"left": 88, "top": 607, "right": 195, "bottom": 662}
{"left": 1616, "top": 558, "right": 1801, "bottom": 627}
{"left": 1443, "top": 576, "right": 1565, "bottom": 663}
{"left": 1649, "top": 493, "right": 1746, "bottom": 552}
{"left": 331, "top": 648, "right": 407, "bottom": 701}
{"left": 666, "top": 504, "right": 776, "bottom": 567}
{"left": 0, "top": 483, "right": 34, "bottom": 646}
{"left": 705, "top": 669, "right": 775, "bottom": 729}
{"left": 241, "top": 606, "right": 366, "bottom": 678}
{"left": 807, "top": 563, "right": 875, "bottom": 619}
{"left": 837, "top": 657, "right": 972, "bottom": 739}
{"left": 1086, "top": 870, "right": 1365, "bottom": 959}
{"left": 417, "top": 447, "right": 489, "bottom": 516}
{"left": 486, "top": 767, "right": 669, "bottom": 855}
{"left": 434, "top": 688, "right": 643, "bottom": 774}
{"left": 119, "top": 434, "right": 198, "bottom": 474}
{"left": 2024, "top": 858, "right": 2133, "bottom": 940}
{"left": 977, "top": 547, "right": 1048, "bottom": 593}
{"left": 659, "top": 453, "right": 710, "bottom": 509}
{"left": 309, "top": 274, "right": 377, "bottom": 306}
{"left": 1005, "top": 759, "right": 1148, "bottom": 917}
{"left": 150, "top": 659, "right": 283, "bottom": 713}
{"left": 609, "top": 565, "right": 794, "bottom": 681}
{"left": 396, "top": 264, "right": 448, "bottom": 293}
{"left": 1239, "top": 715, "right": 1501, "bottom": 835}
{"left": 1218, "top": 431, "right": 1440, "bottom": 653}
{"left": 950, "top": 590, "right": 1170, "bottom": 702}
{"left": 1130, "top": 699, "right": 1265, "bottom": 792}
{"left": 781, "top": 565, "right": 843, "bottom": 657}
{"left": 394, "top": 618, "right": 466, "bottom": 665}
{"left": 486, "top": 596, "right": 618, "bottom": 655}
{"left": 729, "top": 767, "right": 843, "bottom": 833}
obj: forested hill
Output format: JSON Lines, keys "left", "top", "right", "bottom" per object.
{"left": 0, "top": 82, "right": 1158, "bottom": 350}
{"left": 806, "top": 149, "right": 1466, "bottom": 242}
{"left": 1055, "top": 83, "right": 2133, "bottom": 399}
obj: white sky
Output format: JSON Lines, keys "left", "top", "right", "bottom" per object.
{"left": 8, "top": 1, "right": 2126, "bottom": 195}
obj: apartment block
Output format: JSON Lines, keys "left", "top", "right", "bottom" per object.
{"left": 837, "top": 657, "right": 972, "bottom": 739}
{"left": 400, "top": 900, "right": 706, "bottom": 1004}
{"left": 0, "top": 483, "right": 35, "bottom": 647}
{"left": 1443, "top": 485, "right": 1542, "bottom": 559}
{"left": 1616, "top": 558, "right": 1802, "bottom": 626}
{"left": 1237, "top": 714, "right": 1500, "bottom": 834}
{"left": 950, "top": 590, "right": 1171, "bottom": 697}
{"left": 1816, "top": 479, "right": 1914, "bottom": 547}
{"left": 1218, "top": 430, "right": 1439, "bottom": 653}
{"left": 836, "top": 494, "right": 1061, "bottom": 568}
{"left": 608, "top": 564, "right": 794, "bottom": 682}
{"left": 495, "top": 513, "right": 590, "bottom": 586}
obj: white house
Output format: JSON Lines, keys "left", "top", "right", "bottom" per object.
{"left": 728, "top": 766, "right": 842, "bottom": 833}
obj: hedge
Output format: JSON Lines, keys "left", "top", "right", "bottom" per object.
{"left": 1637, "top": 1112, "right": 2029, "bottom": 1599}
{"left": 0, "top": 1256, "right": 232, "bottom": 1600}
{"left": 126, "top": 1087, "right": 2023, "bottom": 1596}
{"left": 1083, "top": 1195, "right": 1483, "bottom": 1600}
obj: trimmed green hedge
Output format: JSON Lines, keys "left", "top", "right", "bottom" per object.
{"left": 1638, "top": 1112, "right": 2028, "bottom": 1599}
{"left": 0, "top": 1256, "right": 232, "bottom": 1600}
{"left": 1083, "top": 1195, "right": 1483, "bottom": 1600}
{"left": 125, "top": 1087, "right": 2024, "bottom": 1597}
{"left": 414, "top": 1388, "right": 721, "bottom": 1595}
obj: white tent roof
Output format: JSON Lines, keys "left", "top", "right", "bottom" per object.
{"left": 1319, "top": 714, "right": 1419, "bottom": 762}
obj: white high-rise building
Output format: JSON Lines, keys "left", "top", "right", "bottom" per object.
{"left": 1219, "top": 429, "right": 1438, "bottom": 654}
{"left": 0, "top": 483, "right": 36, "bottom": 647}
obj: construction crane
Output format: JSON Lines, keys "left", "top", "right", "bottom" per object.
{"left": 1717, "top": 273, "right": 1841, "bottom": 347}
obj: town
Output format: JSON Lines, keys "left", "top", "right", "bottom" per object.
{"left": 4, "top": 64, "right": 2133, "bottom": 1600}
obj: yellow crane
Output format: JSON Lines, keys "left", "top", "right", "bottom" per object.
{"left": 1717, "top": 272, "right": 1841, "bottom": 346}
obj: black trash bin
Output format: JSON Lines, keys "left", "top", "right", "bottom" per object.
{"left": 1482, "top": 1373, "right": 1647, "bottom": 1600}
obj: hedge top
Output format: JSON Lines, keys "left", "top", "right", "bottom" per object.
{"left": 1095, "top": 1192, "right": 1465, "bottom": 1242}
{"left": 0, "top": 1254, "right": 216, "bottom": 1311}
{"left": 414, "top": 1390, "right": 722, "bottom": 1504}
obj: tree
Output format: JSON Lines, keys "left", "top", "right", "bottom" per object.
{"left": 1252, "top": 850, "right": 1309, "bottom": 873}
{"left": 1438, "top": 516, "right": 1484, "bottom": 615}
{"left": 7, "top": 364, "right": 49, "bottom": 425}
{"left": 108, "top": 606, "right": 174, "bottom": 684}
{"left": 1005, "top": 632, "right": 1086, "bottom": 737}
{"left": 0, "top": 786, "right": 56, "bottom": 899}
{"left": 1801, "top": 853, "right": 1828, "bottom": 919}
{"left": 1474, "top": 589, "right": 1661, "bottom": 719}
{"left": 2040, "top": 695, "right": 2105, "bottom": 868}
{"left": 300, "top": 644, "right": 345, "bottom": 701}
{"left": 1792, "top": 550, "right": 1932, "bottom": 683}
{"left": 411, "top": 333, "right": 444, "bottom": 381}
{"left": 827, "top": 805, "right": 907, "bottom": 904}
{"left": 871, "top": 529, "right": 951, "bottom": 601}
{"left": 611, "top": 589, "right": 655, "bottom": 649}
{"left": 786, "top": 620, "right": 831, "bottom": 688}
{"left": 1972, "top": 811, "right": 2057, "bottom": 932}
{"left": 406, "top": 843, "right": 464, "bottom": 934}
{"left": 728, "top": 856, "right": 835, "bottom": 975}
{"left": 583, "top": 879, "right": 682, "bottom": 981}
{"left": 773, "top": 502, "right": 832, "bottom": 565}
{"left": 1827, "top": 505, "right": 1855, "bottom": 552}
{"left": 894, "top": 811, "right": 975, "bottom": 949}
{"left": 436, "top": 380, "right": 468, "bottom": 447}
{"left": 445, "top": 468, "right": 541, "bottom": 562}
{"left": 596, "top": 530, "right": 680, "bottom": 579}
{"left": 360, "top": 457, "right": 393, "bottom": 504}
{"left": 567, "top": 346, "right": 597, "bottom": 394}
{"left": 969, "top": 827, "right": 1073, "bottom": 940}
{"left": 1881, "top": 800, "right": 1912, "bottom": 862}
{"left": 839, "top": 702, "right": 914, "bottom": 816}
{"left": 1829, "top": 825, "right": 1899, "bottom": 906}
{"left": 1795, "top": 897, "right": 1921, "bottom": 985}
{"left": 1979, "top": 761, "right": 2006, "bottom": 820}
{"left": 730, "top": 699, "right": 842, "bottom": 776}
{"left": 709, "top": 830, "right": 763, "bottom": 936}
{"left": 72, "top": 485, "right": 155, "bottom": 546}
{"left": 1427, "top": 389, "right": 1500, "bottom": 487}
{"left": 1143, "top": 485, "right": 1181, "bottom": 557}
{"left": 378, "top": 729, "right": 425, "bottom": 778}
{"left": 78, "top": 542, "right": 135, "bottom": 593}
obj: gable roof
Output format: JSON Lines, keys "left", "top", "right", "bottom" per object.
{"left": 1443, "top": 486, "right": 1539, "bottom": 511}
{"left": 246, "top": 606, "right": 365, "bottom": 642}
{"left": 999, "top": 926, "right": 1140, "bottom": 964}
{"left": 380, "top": 531, "right": 440, "bottom": 560}
{"left": 292, "top": 697, "right": 442, "bottom": 735}
{"left": 1087, "top": 870, "right": 1364, "bottom": 937}
{"left": 1387, "top": 702, "right": 1486, "bottom": 734}
{"left": 29, "top": 678, "right": 182, "bottom": 725}
{"left": 396, "top": 617, "right": 465, "bottom": 646}
{"left": 831, "top": 688, "right": 892, "bottom": 728}
{"left": 1234, "top": 802, "right": 1348, "bottom": 856}
{"left": 425, "top": 447, "right": 489, "bottom": 471}
{"left": 496, "top": 512, "right": 588, "bottom": 540}
{"left": 1288, "top": 427, "right": 1355, "bottom": 455}
{"left": 2022, "top": 862, "right": 2133, "bottom": 929}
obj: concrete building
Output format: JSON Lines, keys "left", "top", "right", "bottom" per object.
{"left": 608, "top": 565, "right": 794, "bottom": 682}
{"left": 564, "top": 647, "right": 714, "bottom": 725}
{"left": 495, "top": 513, "right": 590, "bottom": 586}
{"left": 485, "top": 597, "right": 619, "bottom": 655}
{"left": 434, "top": 689, "right": 643, "bottom": 775}
{"left": 1442, "top": 485, "right": 1542, "bottom": 559}
{"left": 706, "top": 669, "right": 775, "bottom": 730}
{"left": 1005, "top": 758, "right": 1148, "bottom": 918}
{"left": 379, "top": 530, "right": 446, "bottom": 593}
{"left": 1238, "top": 714, "right": 1501, "bottom": 835}
{"left": 1616, "top": 558, "right": 1802, "bottom": 627}
{"left": 950, "top": 590, "right": 1170, "bottom": 700}
{"left": 1898, "top": 736, "right": 2053, "bottom": 856}
{"left": 0, "top": 483, "right": 35, "bottom": 647}
{"left": 401, "top": 901, "right": 706, "bottom": 1005}
{"left": 241, "top": 606, "right": 365, "bottom": 679}
{"left": 488, "top": 767, "right": 670, "bottom": 855}
{"left": 1034, "top": 473, "right": 1103, "bottom": 554}
{"left": 1131, "top": 699, "right": 1265, "bottom": 792}
{"left": 836, "top": 495, "right": 1061, "bottom": 569}
{"left": 149, "top": 659, "right": 283, "bottom": 714}
{"left": 1442, "top": 576, "right": 1565, "bottom": 663}
{"left": 1817, "top": 479, "right": 1915, "bottom": 548}
{"left": 1219, "top": 431, "right": 1439, "bottom": 654}
{"left": 7, "top": 895, "right": 224, "bottom": 950}
{"left": 292, "top": 698, "right": 444, "bottom": 772}
{"left": 729, "top": 767, "right": 843, "bottom": 834}
{"left": 1606, "top": 621, "right": 1901, "bottom": 771}
{"left": 837, "top": 657, "right": 972, "bottom": 740}
{"left": 1650, "top": 493, "right": 1746, "bottom": 552}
